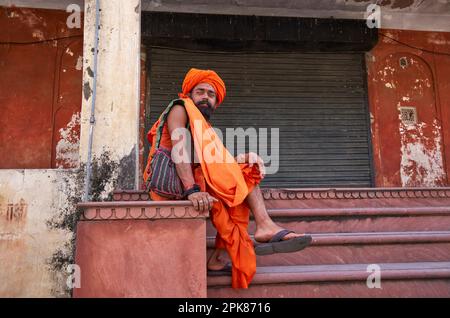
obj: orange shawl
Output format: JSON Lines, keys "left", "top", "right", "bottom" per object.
{"left": 145, "top": 97, "right": 262, "bottom": 288}
{"left": 182, "top": 98, "right": 262, "bottom": 288}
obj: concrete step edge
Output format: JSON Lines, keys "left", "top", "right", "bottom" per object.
{"left": 207, "top": 261, "right": 450, "bottom": 287}
{"left": 263, "top": 206, "right": 450, "bottom": 218}
{"left": 206, "top": 231, "right": 450, "bottom": 248}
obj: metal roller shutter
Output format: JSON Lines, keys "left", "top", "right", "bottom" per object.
{"left": 147, "top": 47, "right": 372, "bottom": 188}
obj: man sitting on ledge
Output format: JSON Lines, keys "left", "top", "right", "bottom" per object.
{"left": 144, "top": 68, "right": 312, "bottom": 289}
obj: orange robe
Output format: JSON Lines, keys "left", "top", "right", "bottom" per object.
{"left": 144, "top": 98, "right": 263, "bottom": 289}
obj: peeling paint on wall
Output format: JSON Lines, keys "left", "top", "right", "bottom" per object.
{"left": 367, "top": 31, "right": 450, "bottom": 187}
{"left": 0, "top": 7, "right": 83, "bottom": 170}
{"left": 65, "top": 48, "right": 74, "bottom": 56}
{"left": 399, "top": 119, "right": 446, "bottom": 187}
{"left": 16, "top": 8, "right": 46, "bottom": 27}
{"left": 0, "top": 7, "right": 87, "bottom": 297}
{"left": 0, "top": 152, "right": 128, "bottom": 297}
{"left": 55, "top": 112, "right": 81, "bottom": 169}
{"left": 426, "top": 36, "right": 450, "bottom": 46}
{"left": 76, "top": 56, "right": 83, "bottom": 70}
{"left": 385, "top": 82, "right": 395, "bottom": 88}
{"left": 377, "top": 65, "right": 398, "bottom": 88}
{"left": 83, "top": 81, "right": 92, "bottom": 101}
{"left": 32, "top": 29, "right": 45, "bottom": 40}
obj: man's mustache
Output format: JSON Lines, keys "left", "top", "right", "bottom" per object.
{"left": 196, "top": 100, "right": 213, "bottom": 108}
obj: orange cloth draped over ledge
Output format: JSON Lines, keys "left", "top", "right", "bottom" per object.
{"left": 145, "top": 98, "right": 263, "bottom": 289}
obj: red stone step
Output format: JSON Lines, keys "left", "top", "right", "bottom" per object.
{"left": 113, "top": 189, "right": 450, "bottom": 233}
{"left": 207, "top": 262, "right": 450, "bottom": 297}
{"left": 261, "top": 206, "right": 450, "bottom": 217}
{"left": 261, "top": 188, "right": 450, "bottom": 210}
{"left": 206, "top": 206, "right": 450, "bottom": 235}
{"left": 207, "top": 231, "right": 450, "bottom": 265}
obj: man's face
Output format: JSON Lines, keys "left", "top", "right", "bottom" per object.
{"left": 188, "top": 83, "right": 217, "bottom": 120}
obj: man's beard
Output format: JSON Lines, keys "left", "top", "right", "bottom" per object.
{"left": 195, "top": 100, "right": 214, "bottom": 120}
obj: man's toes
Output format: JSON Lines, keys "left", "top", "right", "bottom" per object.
{"left": 283, "top": 232, "right": 306, "bottom": 240}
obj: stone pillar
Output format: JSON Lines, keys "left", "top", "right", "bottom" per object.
{"left": 73, "top": 200, "right": 208, "bottom": 298}
{"left": 79, "top": 0, "right": 141, "bottom": 191}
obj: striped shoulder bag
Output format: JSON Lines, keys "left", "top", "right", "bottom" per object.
{"left": 146, "top": 100, "right": 188, "bottom": 199}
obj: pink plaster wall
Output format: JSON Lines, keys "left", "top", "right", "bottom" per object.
{"left": 74, "top": 219, "right": 207, "bottom": 298}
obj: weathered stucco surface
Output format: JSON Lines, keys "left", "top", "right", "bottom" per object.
{"left": 0, "top": 170, "right": 78, "bottom": 297}
{"left": 367, "top": 29, "right": 450, "bottom": 187}
{"left": 0, "top": 1, "right": 142, "bottom": 297}
{"left": 79, "top": 0, "right": 141, "bottom": 190}
{"left": 399, "top": 120, "right": 446, "bottom": 187}
{"left": 56, "top": 112, "right": 81, "bottom": 169}
{"left": 0, "top": 6, "right": 85, "bottom": 297}
{"left": 0, "top": 7, "right": 83, "bottom": 170}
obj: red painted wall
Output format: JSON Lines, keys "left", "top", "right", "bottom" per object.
{"left": 0, "top": 7, "right": 83, "bottom": 169}
{"left": 367, "top": 29, "right": 450, "bottom": 187}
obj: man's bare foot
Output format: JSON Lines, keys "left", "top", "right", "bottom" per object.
{"left": 207, "top": 248, "right": 231, "bottom": 271}
{"left": 254, "top": 223, "right": 307, "bottom": 243}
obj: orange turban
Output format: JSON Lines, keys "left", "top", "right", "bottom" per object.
{"left": 179, "top": 68, "right": 226, "bottom": 106}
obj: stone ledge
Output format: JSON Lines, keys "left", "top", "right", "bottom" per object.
{"left": 74, "top": 218, "right": 207, "bottom": 297}
{"left": 113, "top": 187, "right": 450, "bottom": 201}
{"left": 77, "top": 201, "right": 208, "bottom": 221}
{"left": 265, "top": 188, "right": 450, "bottom": 200}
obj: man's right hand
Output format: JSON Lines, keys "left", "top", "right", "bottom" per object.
{"left": 188, "top": 192, "right": 218, "bottom": 211}
{"left": 236, "top": 152, "right": 266, "bottom": 179}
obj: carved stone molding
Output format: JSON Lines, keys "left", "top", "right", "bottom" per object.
{"left": 113, "top": 191, "right": 150, "bottom": 201}
{"left": 77, "top": 201, "right": 208, "bottom": 221}
{"left": 261, "top": 188, "right": 450, "bottom": 200}
{"left": 113, "top": 188, "right": 450, "bottom": 202}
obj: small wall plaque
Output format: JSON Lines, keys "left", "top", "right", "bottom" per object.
{"left": 399, "top": 106, "right": 417, "bottom": 125}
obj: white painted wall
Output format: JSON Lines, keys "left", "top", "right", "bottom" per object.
{"left": 0, "top": 170, "right": 77, "bottom": 297}
{"left": 79, "top": 0, "right": 141, "bottom": 189}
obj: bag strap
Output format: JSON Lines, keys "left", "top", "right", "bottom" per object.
{"left": 154, "top": 99, "right": 190, "bottom": 149}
